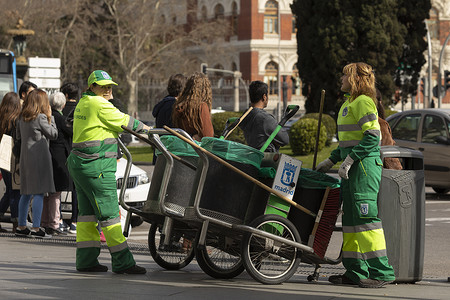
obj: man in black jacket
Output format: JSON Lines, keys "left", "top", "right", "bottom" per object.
{"left": 239, "top": 81, "right": 289, "bottom": 152}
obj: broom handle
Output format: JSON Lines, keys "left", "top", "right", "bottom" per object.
{"left": 312, "top": 90, "right": 326, "bottom": 170}
{"left": 163, "top": 125, "right": 317, "bottom": 217}
{"left": 309, "top": 186, "right": 331, "bottom": 241}
{"left": 223, "top": 107, "right": 253, "bottom": 139}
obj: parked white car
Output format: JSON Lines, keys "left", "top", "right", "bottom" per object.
{"left": 59, "top": 158, "right": 151, "bottom": 229}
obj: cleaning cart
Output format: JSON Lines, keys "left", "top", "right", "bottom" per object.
{"left": 119, "top": 106, "right": 343, "bottom": 284}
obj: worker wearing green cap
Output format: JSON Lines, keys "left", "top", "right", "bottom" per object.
{"left": 67, "top": 70, "right": 150, "bottom": 274}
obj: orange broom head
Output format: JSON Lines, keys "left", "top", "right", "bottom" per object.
{"left": 313, "top": 188, "right": 340, "bottom": 258}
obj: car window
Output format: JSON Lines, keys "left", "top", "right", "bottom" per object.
{"left": 387, "top": 115, "right": 399, "bottom": 128}
{"left": 391, "top": 114, "right": 421, "bottom": 141}
{"left": 422, "top": 114, "right": 447, "bottom": 143}
{"left": 447, "top": 119, "right": 450, "bottom": 136}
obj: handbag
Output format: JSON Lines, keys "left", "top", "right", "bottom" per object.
{"left": 0, "top": 134, "right": 13, "bottom": 172}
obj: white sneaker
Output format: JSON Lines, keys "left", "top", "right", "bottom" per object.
{"left": 68, "top": 223, "right": 77, "bottom": 234}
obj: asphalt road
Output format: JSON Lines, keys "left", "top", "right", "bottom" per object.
{"left": 131, "top": 163, "right": 450, "bottom": 280}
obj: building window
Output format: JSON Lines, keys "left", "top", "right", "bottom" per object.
{"left": 231, "top": 2, "right": 238, "bottom": 36}
{"left": 231, "top": 62, "right": 237, "bottom": 71}
{"left": 201, "top": 6, "right": 207, "bottom": 21}
{"left": 264, "top": 1, "right": 278, "bottom": 34}
{"left": 172, "top": 15, "right": 177, "bottom": 25}
{"left": 264, "top": 61, "right": 278, "bottom": 95}
{"left": 291, "top": 64, "right": 301, "bottom": 96}
{"left": 427, "top": 8, "right": 439, "bottom": 40}
{"left": 214, "top": 4, "right": 224, "bottom": 20}
{"left": 292, "top": 16, "right": 297, "bottom": 34}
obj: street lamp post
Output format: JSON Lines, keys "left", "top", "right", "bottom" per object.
{"left": 202, "top": 66, "right": 248, "bottom": 112}
{"left": 425, "top": 21, "right": 432, "bottom": 109}
{"left": 437, "top": 32, "right": 450, "bottom": 108}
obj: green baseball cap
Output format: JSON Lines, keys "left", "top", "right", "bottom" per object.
{"left": 87, "top": 70, "right": 118, "bottom": 86}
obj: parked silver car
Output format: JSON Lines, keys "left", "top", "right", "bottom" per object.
{"left": 386, "top": 109, "right": 450, "bottom": 194}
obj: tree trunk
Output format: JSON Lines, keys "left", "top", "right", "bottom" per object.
{"left": 127, "top": 78, "right": 138, "bottom": 118}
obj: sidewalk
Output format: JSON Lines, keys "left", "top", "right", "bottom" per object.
{"left": 0, "top": 232, "right": 449, "bottom": 300}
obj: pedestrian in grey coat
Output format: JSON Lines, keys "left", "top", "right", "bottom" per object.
{"left": 15, "top": 89, "right": 58, "bottom": 239}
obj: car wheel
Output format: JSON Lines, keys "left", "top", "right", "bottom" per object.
{"left": 432, "top": 188, "right": 450, "bottom": 194}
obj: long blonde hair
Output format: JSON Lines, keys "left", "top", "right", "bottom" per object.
{"left": 343, "top": 62, "right": 376, "bottom": 102}
{"left": 172, "top": 72, "right": 212, "bottom": 133}
{"left": 21, "top": 89, "right": 52, "bottom": 123}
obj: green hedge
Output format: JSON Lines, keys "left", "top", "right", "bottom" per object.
{"left": 384, "top": 108, "right": 398, "bottom": 118}
{"left": 211, "top": 112, "right": 246, "bottom": 144}
{"left": 301, "top": 113, "right": 336, "bottom": 145}
{"left": 289, "top": 118, "right": 327, "bottom": 155}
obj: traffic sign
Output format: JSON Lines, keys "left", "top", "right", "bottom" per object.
{"left": 28, "top": 57, "right": 61, "bottom": 89}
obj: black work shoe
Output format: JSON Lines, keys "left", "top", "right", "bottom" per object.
{"left": 15, "top": 228, "right": 31, "bottom": 237}
{"left": 358, "top": 278, "right": 393, "bottom": 288}
{"left": 113, "top": 265, "right": 146, "bottom": 274}
{"left": 77, "top": 264, "right": 109, "bottom": 272}
{"left": 328, "top": 274, "right": 358, "bottom": 285}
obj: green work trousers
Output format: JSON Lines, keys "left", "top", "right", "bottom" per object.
{"left": 68, "top": 155, "right": 135, "bottom": 272}
{"left": 341, "top": 156, "right": 395, "bottom": 283}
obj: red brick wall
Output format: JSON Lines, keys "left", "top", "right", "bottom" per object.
{"left": 240, "top": 51, "right": 261, "bottom": 81}
{"left": 280, "top": 13, "right": 293, "bottom": 41}
{"left": 440, "top": 20, "right": 450, "bottom": 45}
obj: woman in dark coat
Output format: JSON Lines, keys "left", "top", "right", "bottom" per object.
{"left": 60, "top": 82, "right": 80, "bottom": 233}
{"left": 15, "top": 89, "right": 58, "bottom": 238}
{"left": 41, "top": 92, "right": 73, "bottom": 235}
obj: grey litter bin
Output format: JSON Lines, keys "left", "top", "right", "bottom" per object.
{"left": 378, "top": 145, "right": 425, "bottom": 283}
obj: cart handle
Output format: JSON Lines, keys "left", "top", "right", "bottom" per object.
{"left": 260, "top": 105, "right": 299, "bottom": 152}
{"left": 163, "top": 125, "right": 316, "bottom": 218}
{"left": 121, "top": 125, "right": 196, "bottom": 171}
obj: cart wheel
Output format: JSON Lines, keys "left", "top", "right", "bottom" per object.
{"left": 195, "top": 231, "right": 245, "bottom": 279}
{"left": 148, "top": 223, "right": 196, "bottom": 270}
{"left": 241, "top": 214, "right": 302, "bottom": 285}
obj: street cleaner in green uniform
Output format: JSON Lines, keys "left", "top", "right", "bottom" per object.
{"left": 316, "top": 62, "right": 395, "bottom": 288}
{"left": 67, "top": 70, "right": 150, "bottom": 274}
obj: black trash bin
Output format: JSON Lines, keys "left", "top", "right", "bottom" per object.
{"left": 378, "top": 145, "right": 425, "bottom": 283}
{"left": 143, "top": 135, "right": 199, "bottom": 217}
{"left": 193, "top": 137, "right": 264, "bottom": 224}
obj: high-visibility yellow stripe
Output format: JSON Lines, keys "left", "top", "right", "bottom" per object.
{"left": 102, "top": 223, "right": 126, "bottom": 247}
{"left": 76, "top": 221, "right": 101, "bottom": 243}
{"left": 342, "top": 228, "right": 387, "bottom": 253}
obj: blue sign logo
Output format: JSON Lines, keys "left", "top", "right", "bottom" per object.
{"left": 280, "top": 162, "right": 297, "bottom": 186}
{"left": 342, "top": 107, "right": 348, "bottom": 117}
{"left": 360, "top": 203, "right": 369, "bottom": 215}
{"left": 101, "top": 71, "right": 111, "bottom": 79}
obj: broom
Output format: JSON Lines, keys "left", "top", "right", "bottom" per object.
{"left": 220, "top": 107, "right": 253, "bottom": 140}
{"left": 307, "top": 186, "right": 341, "bottom": 258}
{"left": 307, "top": 90, "right": 341, "bottom": 258}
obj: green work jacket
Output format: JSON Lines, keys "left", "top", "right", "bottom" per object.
{"left": 69, "top": 91, "right": 143, "bottom": 176}
{"left": 330, "top": 94, "right": 381, "bottom": 163}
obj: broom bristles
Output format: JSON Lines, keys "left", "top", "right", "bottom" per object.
{"left": 312, "top": 188, "right": 340, "bottom": 258}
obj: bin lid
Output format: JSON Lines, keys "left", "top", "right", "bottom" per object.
{"left": 155, "top": 135, "right": 200, "bottom": 157}
{"left": 298, "top": 168, "right": 340, "bottom": 189}
{"left": 380, "top": 145, "right": 423, "bottom": 160}
{"left": 201, "top": 137, "right": 264, "bottom": 169}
